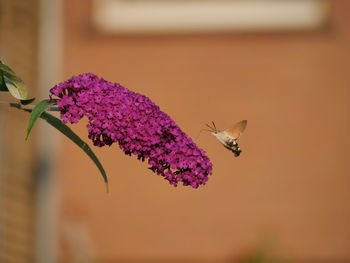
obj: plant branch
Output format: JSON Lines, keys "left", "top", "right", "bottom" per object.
{"left": 1, "top": 101, "right": 59, "bottom": 111}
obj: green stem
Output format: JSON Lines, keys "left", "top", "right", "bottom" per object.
{"left": 4, "top": 101, "right": 59, "bottom": 111}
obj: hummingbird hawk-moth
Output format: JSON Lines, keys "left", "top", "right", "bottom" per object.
{"left": 205, "top": 120, "right": 247, "bottom": 157}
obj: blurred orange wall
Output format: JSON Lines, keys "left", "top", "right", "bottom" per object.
{"left": 56, "top": 0, "right": 350, "bottom": 262}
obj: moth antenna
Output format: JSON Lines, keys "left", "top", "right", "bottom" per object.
{"left": 195, "top": 129, "right": 213, "bottom": 140}
{"left": 212, "top": 121, "right": 217, "bottom": 131}
{"left": 205, "top": 123, "right": 214, "bottom": 131}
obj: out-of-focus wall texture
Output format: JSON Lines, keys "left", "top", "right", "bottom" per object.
{"left": 58, "top": 0, "right": 350, "bottom": 262}
{"left": 0, "top": 1, "right": 39, "bottom": 263}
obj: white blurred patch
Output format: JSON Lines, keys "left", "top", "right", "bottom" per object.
{"left": 93, "top": 0, "right": 329, "bottom": 34}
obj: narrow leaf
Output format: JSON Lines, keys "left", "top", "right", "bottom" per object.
{"left": 26, "top": 99, "right": 53, "bottom": 140}
{"left": 10, "top": 103, "right": 109, "bottom": 192}
{"left": 0, "top": 75, "right": 8, "bottom": 92}
{"left": 0, "top": 61, "right": 28, "bottom": 99}
{"left": 3, "top": 75, "right": 28, "bottom": 100}
{"left": 0, "top": 61, "right": 15, "bottom": 74}
{"left": 40, "top": 112, "right": 108, "bottom": 191}
{"left": 21, "top": 97, "right": 36, "bottom": 105}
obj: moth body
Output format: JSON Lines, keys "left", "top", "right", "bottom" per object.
{"left": 212, "top": 131, "right": 241, "bottom": 156}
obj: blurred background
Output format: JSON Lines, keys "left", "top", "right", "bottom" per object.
{"left": 1, "top": 0, "right": 350, "bottom": 263}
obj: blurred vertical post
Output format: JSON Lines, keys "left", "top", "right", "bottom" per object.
{"left": 36, "top": 0, "right": 62, "bottom": 262}
{"left": 0, "top": 0, "right": 62, "bottom": 262}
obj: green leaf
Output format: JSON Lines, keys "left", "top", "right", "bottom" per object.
{"left": 40, "top": 112, "right": 108, "bottom": 191}
{"left": 0, "top": 61, "right": 28, "bottom": 99}
{"left": 0, "top": 75, "right": 8, "bottom": 92}
{"left": 0, "top": 60, "right": 15, "bottom": 74}
{"left": 20, "top": 97, "right": 36, "bottom": 105}
{"left": 26, "top": 99, "right": 53, "bottom": 140}
{"left": 3, "top": 75, "right": 28, "bottom": 100}
{"left": 12, "top": 102, "right": 109, "bottom": 192}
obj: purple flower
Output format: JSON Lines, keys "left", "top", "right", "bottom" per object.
{"left": 49, "top": 73, "right": 213, "bottom": 188}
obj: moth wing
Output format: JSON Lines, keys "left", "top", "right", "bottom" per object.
{"left": 224, "top": 120, "right": 247, "bottom": 140}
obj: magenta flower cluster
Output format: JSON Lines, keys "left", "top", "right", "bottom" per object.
{"left": 49, "top": 73, "right": 212, "bottom": 188}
